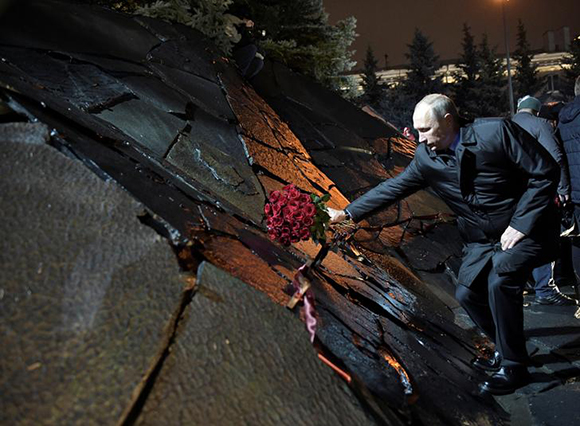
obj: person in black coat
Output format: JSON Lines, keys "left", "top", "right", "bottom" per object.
{"left": 329, "top": 94, "right": 560, "bottom": 395}
{"left": 559, "top": 75, "right": 580, "bottom": 298}
{"left": 512, "top": 95, "right": 578, "bottom": 305}
{"left": 231, "top": 18, "right": 265, "bottom": 80}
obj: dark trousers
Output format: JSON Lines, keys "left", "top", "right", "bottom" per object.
{"left": 571, "top": 204, "right": 580, "bottom": 298}
{"left": 233, "top": 44, "right": 264, "bottom": 80}
{"left": 572, "top": 238, "right": 580, "bottom": 298}
{"left": 553, "top": 237, "right": 577, "bottom": 286}
{"left": 456, "top": 261, "right": 530, "bottom": 366}
{"left": 533, "top": 236, "right": 577, "bottom": 296}
{"left": 532, "top": 262, "right": 553, "bottom": 297}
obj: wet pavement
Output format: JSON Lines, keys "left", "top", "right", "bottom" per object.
{"left": 497, "top": 287, "right": 580, "bottom": 426}
{"left": 0, "top": 1, "right": 578, "bottom": 425}
{"left": 450, "top": 284, "right": 580, "bottom": 426}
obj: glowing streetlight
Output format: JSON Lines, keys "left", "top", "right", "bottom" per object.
{"left": 501, "top": 0, "right": 515, "bottom": 116}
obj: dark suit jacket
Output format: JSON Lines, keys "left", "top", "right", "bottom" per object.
{"left": 347, "top": 118, "right": 559, "bottom": 287}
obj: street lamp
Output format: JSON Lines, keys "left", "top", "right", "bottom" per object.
{"left": 502, "top": 0, "right": 515, "bottom": 116}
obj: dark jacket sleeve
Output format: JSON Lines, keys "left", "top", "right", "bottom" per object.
{"left": 346, "top": 149, "right": 428, "bottom": 222}
{"left": 502, "top": 120, "right": 559, "bottom": 236}
{"left": 531, "top": 118, "right": 571, "bottom": 196}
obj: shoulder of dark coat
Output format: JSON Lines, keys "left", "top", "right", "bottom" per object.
{"left": 471, "top": 117, "right": 507, "bottom": 127}
{"left": 414, "top": 141, "right": 430, "bottom": 158}
{"left": 559, "top": 96, "right": 580, "bottom": 124}
{"left": 467, "top": 117, "right": 508, "bottom": 133}
{"left": 513, "top": 113, "right": 553, "bottom": 129}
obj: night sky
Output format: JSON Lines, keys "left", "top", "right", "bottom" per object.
{"left": 325, "top": 0, "right": 580, "bottom": 69}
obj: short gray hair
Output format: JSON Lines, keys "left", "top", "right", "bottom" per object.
{"left": 575, "top": 75, "right": 580, "bottom": 96}
{"left": 416, "top": 93, "right": 460, "bottom": 121}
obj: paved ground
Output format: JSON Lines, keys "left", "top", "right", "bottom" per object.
{"left": 495, "top": 285, "right": 580, "bottom": 426}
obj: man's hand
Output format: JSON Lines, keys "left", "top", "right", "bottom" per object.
{"left": 559, "top": 193, "right": 570, "bottom": 206}
{"left": 500, "top": 226, "right": 525, "bottom": 251}
{"left": 327, "top": 207, "right": 347, "bottom": 224}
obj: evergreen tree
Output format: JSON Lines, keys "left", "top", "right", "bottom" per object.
{"left": 458, "top": 23, "right": 479, "bottom": 83}
{"left": 563, "top": 36, "right": 580, "bottom": 97}
{"left": 453, "top": 23, "right": 480, "bottom": 119}
{"left": 131, "top": 0, "right": 358, "bottom": 93}
{"left": 231, "top": 0, "right": 358, "bottom": 92}
{"left": 361, "top": 44, "right": 383, "bottom": 107}
{"left": 403, "top": 28, "right": 442, "bottom": 100}
{"left": 134, "top": 0, "right": 242, "bottom": 55}
{"left": 513, "top": 19, "right": 540, "bottom": 100}
{"left": 381, "top": 29, "right": 441, "bottom": 130}
{"left": 476, "top": 33, "right": 507, "bottom": 116}
{"left": 231, "top": 0, "right": 326, "bottom": 44}
{"left": 379, "top": 84, "right": 414, "bottom": 132}
{"left": 77, "top": 0, "right": 149, "bottom": 12}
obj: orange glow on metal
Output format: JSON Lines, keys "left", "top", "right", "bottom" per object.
{"left": 379, "top": 348, "right": 414, "bottom": 396}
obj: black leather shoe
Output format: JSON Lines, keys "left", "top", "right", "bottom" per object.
{"left": 536, "top": 290, "right": 579, "bottom": 306}
{"left": 472, "top": 351, "right": 502, "bottom": 372}
{"left": 479, "top": 366, "right": 531, "bottom": 395}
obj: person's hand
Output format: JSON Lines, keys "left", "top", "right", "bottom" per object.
{"left": 244, "top": 19, "right": 255, "bottom": 28}
{"left": 327, "top": 207, "right": 347, "bottom": 224}
{"left": 500, "top": 226, "right": 525, "bottom": 251}
{"left": 559, "top": 193, "right": 570, "bottom": 206}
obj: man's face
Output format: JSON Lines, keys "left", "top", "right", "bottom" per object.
{"left": 413, "top": 104, "right": 455, "bottom": 152}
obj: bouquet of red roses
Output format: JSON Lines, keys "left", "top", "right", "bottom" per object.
{"left": 264, "top": 184, "right": 330, "bottom": 246}
{"left": 263, "top": 184, "right": 355, "bottom": 380}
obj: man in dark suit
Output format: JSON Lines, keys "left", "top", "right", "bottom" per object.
{"left": 329, "top": 94, "right": 560, "bottom": 395}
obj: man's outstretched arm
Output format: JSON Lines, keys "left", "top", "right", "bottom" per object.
{"left": 329, "top": 150, "right": 428, "bottom": 224}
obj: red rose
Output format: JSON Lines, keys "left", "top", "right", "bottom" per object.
{"left": 272, "top": 216, "right": 284, "bottom": 227}
{"left": 272, "top": 202, "right": 282, "bottom": 215}
{"left": 299, "top": 194, "right": 311, "bottom": 204}
{"left": 287, "top": 199, "right": 300, "bottom": 211}
{"left": 303, "top": 217, "right": 314, "bottom": 227}
{"left": 303, "top": 203, "right": 316, "bottom": 217}
{"left": 300, "top": 228, "right": 311, "bottom": 240}
{"left": 264, "top": 203, "right": 272, "bottom": 216}
{"left": 283, "top": 184, "right": 300, "bottom": 200}
{"left": 289, "top": 189, "right": 301, "bottom": 200}
{"left": 284, "top": 207, "right": 297, "bottom": 219}
{"left": 290, "top": 233, "right": 300, "bottom": 243}
{"left": 293, "top": 209, "right": 305, "bottom": 221}
{"left": 269, "top": 190, "right": 282, "bottom": 203}
{"left": 279, "top": 236, "right": 290, "bottom": 246}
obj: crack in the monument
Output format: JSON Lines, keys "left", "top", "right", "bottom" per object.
{"left": 116, "top": 215, "right": 209, "bottom": 426}
{"left": 116, "top": 273, "right": 198, "bottom": 426}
